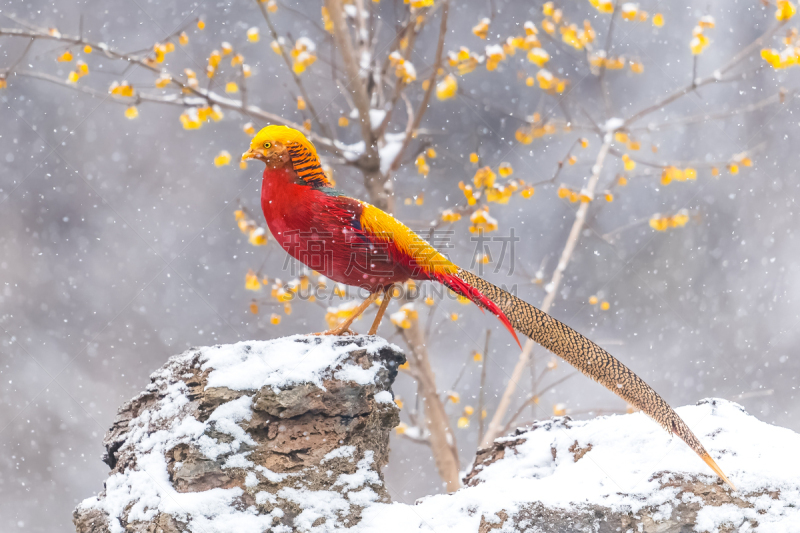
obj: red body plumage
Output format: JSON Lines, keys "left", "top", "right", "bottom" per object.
{"left": 260, "top": 166, "right": 520, "bottom": 345}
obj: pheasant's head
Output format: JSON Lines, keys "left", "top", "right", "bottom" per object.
{"left": 242, "top": 125, "right": 332, "bottom": 187}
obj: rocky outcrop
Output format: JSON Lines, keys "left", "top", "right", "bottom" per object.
{"left": 73, "top": 335, "right": 404, "bottom": 533}
{"left": 75, "top": 335, "right": 800, "bottom": 533}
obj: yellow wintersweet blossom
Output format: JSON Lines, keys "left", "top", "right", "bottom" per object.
{"left": 322, "top": 6, "right": 334, "bottom": 32}
{"left": 270, "top": 313, "right": 281, "bottom": 325}
{"left": 527, "top": 47, "right": 550, "bottom": 67}
{"left": 388, "top": 51, "right": 416, "bottom": 82}
{"left": 600, "top": 301, "right": 610, "bottom": 310}
{"left": 542, "top": 19, "right": 556, "bottom": 35}
{"left": 469, "top": 206, "right": 499, "bottom": 233}
{"left": 441, "top": 209, "right": 462, "bottom": 223}
{"left": 629, "top": 60, "right": 644, "bottom": 73}
{"left": 589, "top": 295, "right": 598, "bottom": 305}
{"left": 291, "top": 38, "right": 318, "bottom": 74}
{"left": 652, "top": 13, "right": 664, "bottom": 27}
{"left": 249, "top": 302, "right": 259, "bottom": 315}
{"left": 589, "top": 0, "right": 614, "bottom": 14}
{"left": 536, "top": 68, "right": 555, "bottom": 89}
{"left": 57, "top": 50, "right": 73, "bottom": 62}
{"left": 395, "top": 422, "right": 408, "bottom": 435}
{"left": 777, "top": 0, "right": 796, "bottom": 20}
{"left": 109, "top": 81, "right": 134, "bottom": 97}
{"left": 214, "top": 150, "right": 232, "bottom": 167}
{"left": 649, "top": 209, "right": 690, "bottom": 231}
{"left": 124, "top": 106, "right": 139, "bottom": 119}
{"left": 473, "top": 166, "right": 497, "bottom": 188}
{"left": 225, "top": 81, "right": 239, "bottom": 93}
{"left": 245, "top": 270, "right": 261, "bottom": 291}
{"left": 297, "top": 96, "right": 306, "bottom": 110}
{"left": 247, "top": 27, "right": 260, "bottom": 42}
{"left": 0, "top": 78, "right": 7, "bottom": 89}
{"left": 728, "top": 163, "right": 739, "bottom": 174}
{"left": 485, "top": 44, "right": 506, "bottom": 71}
{"left": 155, "top": 74, "right": 171, "bottom": 88}
{"left": 457, "top": 417, "right": 470, "bottom": 428}
{"left": 684, "top": 168, "right": 697, "bottom": 180}
{"left": 698, "top": 15, "right": 715, "bottom": 29}
{"left": 436, "top": 74, "right": 458, "bottom": 100}
{"left": 390, "top": 303, "right": 418, "bottom": 329}
{"left": 179, "top": 32, "right": 189, "bottom": 46}
{"left": 621, "top": 3, "right": 638, "bottom": 20}
{"left": 338, "top": 116, "right": 349, "bottom": 127}
{"left": 472, "top": 18, "right": 490, "bottom": 39}
{"left": 605, "top": 192, "right": 614, "bottom": 202}
{"left": 84, "top": 45, "right": 93, "bottom": 54}
{"left": 469, "top": 152, "right": 479, "bottom": 163}
{"left": 498, "top": 162, "right": 513, "bottom": 178}
{"left": 244, "top": 122, "right": 256, "bottom": 135}
{"left": 622, "top": 153, "right": 636, "bottom": 171}
{"left": 265, "top": 0, "right": 278, "bottom": 12}
{"left": 231, "top": 53, "right": 244, "bottom": 67}
{"left": 197, "top": 20, "right": 205, "bottom": 30}
{"left": 249, "top": 227, "right": 267, "bottom": 246}
{"left": 690, "top": 26, "right": 710, "bottom": 55}
{"left": 447, "top": 391, "right": 461, "bottom": 403}
{"left": 553, "top": 403, "right": 567, "bottom": 416}
{"left": 427, "top": 147, "right": 437, "bottom": 158}
{"left": 614, "top": 131, "right": 629, "bottom": 144}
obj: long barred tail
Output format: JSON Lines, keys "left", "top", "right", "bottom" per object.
{"left": 442, "top": 267, "right": 735, "bottom": 490}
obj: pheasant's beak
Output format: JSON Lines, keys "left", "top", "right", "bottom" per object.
{"left": 242, "top": 148, "right": 263, "bottom": 162}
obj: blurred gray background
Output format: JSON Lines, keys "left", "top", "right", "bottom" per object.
{"left": 1, "top": 0, "right": 799, "bottom": 530}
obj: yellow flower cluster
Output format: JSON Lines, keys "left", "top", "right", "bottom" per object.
{"left": 436, "top": 74, "right": 458, "bottom": 100}
{"left": 588, "top": 0, "right": 613, "bottom": 14}
{"left": 291, "top": 38, "right": 317, "bottom": 74}
{"left": 180, "top": 105, "right": 224, "bottom": 129}
{"left": 109, "top": 81, "right": 134, "bottom": 97}
{"left": 776, "top": 0, "right": 797, "bottom": 21}
{"left": 415, "top": 153, "right": 430, "bottom": 176}
{"left": 390, "top": 303, "right": 418, "bottom": 329}
{"left": 472, "top": 18, "right": 490, "bottom": 39}
{"left": 235, "top": 209, "right": 269, "bottom": 245}
{"left": 447, "top": 47, "right": 483, "bottom": 75}
{"left": 469, "top": 206, "right": 499, "bottom": 233}
{"left": 557, "top": 185, "right": 592, "bottom": 203}
{"left": 659, "top": 166, "right": 697, "bottom": 185}
{"left": 649, "top": 209, "right": 690, "bottom": 231}
{"left": 690, "top": 16, "right": 714, "bottom": 55}
{"left": 588, "top": 295, "right": 611, "bottom": 309}
{"left": 321, "top": 6, "right": 334, "bottom": 32}
{"left": 485, "top": 44, "right": 506, "bottom": 71}
{"left": 515, "top": 113, "right": 557, "bottom": 144}
{"left": 67, "top": 61, "right": 89, "bottom": 83}
{"left": 589, "top": 51, "right": 639, "bottom": 72}
{"left": 441, "top": 209, "right": 462, "bottom": 223}
{"left": 389, "top": 51, "right": 417, "bottom": 83}
{"left": 325, "top": 301, "right": 362, "bottom": 329}
{"left": 57, "top": 50, "right": 73, "bottom": 62}
{"left": 539, "top": 4, "right": 596, "bottom": 50}
{"left": 153, "top": 41, "right": 175, "bottom": 64}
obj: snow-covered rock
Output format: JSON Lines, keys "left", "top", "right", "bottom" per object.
{"left": 73, "top": 335, "right": 404, "bottom": 533}
{"left": 360, "top": 399, "right": 800, "bottom": 533}
{"left": 75, "top": 335, "right": 800, "bottom": 533}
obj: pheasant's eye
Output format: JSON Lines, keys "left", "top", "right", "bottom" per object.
{"left": 264, "top": 142, "right": 272, "bottom": 149}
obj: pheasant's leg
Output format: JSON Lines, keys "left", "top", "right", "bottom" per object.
{"left": 324, "top": 292, "right": 380, "bottom": 336}
{"left": 368, "top": 285, "right": 394, "bottom": 335}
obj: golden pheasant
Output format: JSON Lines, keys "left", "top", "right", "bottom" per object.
{"left": 242, "top": 125, "right": 735, "bottom": 490}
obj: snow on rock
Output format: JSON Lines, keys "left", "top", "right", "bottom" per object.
{"left": 73, "top": 335, "right": 404, "bottom": 533}
{"left": 354, "top": 399, "right": 800, "bottom": 533}
{"left": 74, "top": 334, "right": 800, "bottom": 532}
